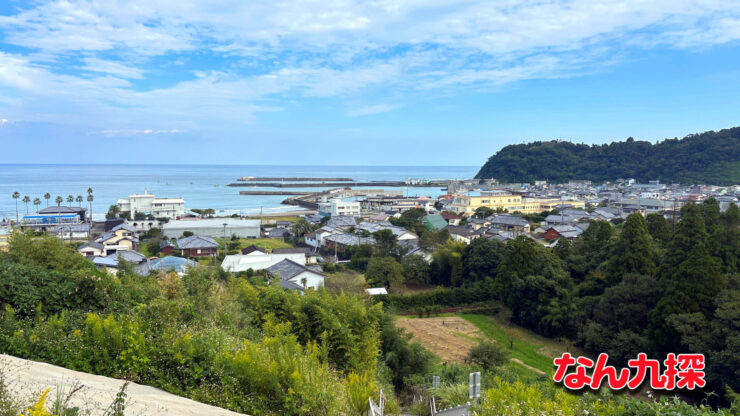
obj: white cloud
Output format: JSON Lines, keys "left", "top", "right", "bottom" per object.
{"left": 347, "top": 104, "right": 400, "bottom": 116}
{"left": 0, "top": 0, "right": 739, "bottom": 135}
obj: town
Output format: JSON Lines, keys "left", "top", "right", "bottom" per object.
{"left": 2, "top": 177, "right": 735, "bottom": 293}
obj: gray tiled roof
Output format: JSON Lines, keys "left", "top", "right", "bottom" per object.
{"left": 177, "top": 235, "right": 219, "bottom": 249}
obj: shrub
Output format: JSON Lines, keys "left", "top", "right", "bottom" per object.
{"left": 466, "top": 341, "right": 508, "bottom": 370}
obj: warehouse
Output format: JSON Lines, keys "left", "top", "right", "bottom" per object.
{"left": 162, "top": 218, "right": 260, "bottom": 239}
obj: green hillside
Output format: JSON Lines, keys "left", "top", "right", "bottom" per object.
{"left": 475, "top": 127, "right": 740, "bottom": 184}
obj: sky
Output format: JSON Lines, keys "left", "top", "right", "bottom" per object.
{"left": 0, "top": 0, "right": 739, "bottom": 166}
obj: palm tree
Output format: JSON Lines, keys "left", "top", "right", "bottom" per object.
{"left": 66, "top": 195, "right": 73, "bottom": 205}
{"left": 44, "top": 193, "right": 51, "bottom": 207}
{"left": 22, "top": 196, "right": 30, "bottom": 214}
{"left": 87, "top": 193, "right": 94, "bottom": 223}
{"left": 76, "top": 195, "right": 83, "bottom": 207}
{"left": 87, "top": 187, "right": 93, "bottom": 196}
{"left": 33, "top": 198, "right": 41, "bottom": 213}
{"left": 55, "top": 196, "right": 63, "bottom": 206}
{"left": 12, "top": 192, "right": 19, "bottom": 222}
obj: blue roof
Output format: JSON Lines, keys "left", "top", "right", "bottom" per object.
{"left": 150, "top": 256, "right": 197, "bottom": 272}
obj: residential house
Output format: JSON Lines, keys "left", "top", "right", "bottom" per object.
{"left": 53, "top": 223, "right": 91, "bottom": 240}
{"left": 356, "top": 221, "right": 418, "bottom": 242}
{"left": 266, "top": 258, "right": 326, "bottom": 292}
{"left": 176, "top": 235, "right": 219, "bottom": 257}
{"left": 272, "top": 247, "right": 320, "bottom": 264}
{"left": 305, "top": 227, "right": 335, "bottom": 248}
{"left": 326, "top": 215, "right": 357, "bottom": 229}
{"left": 78, "top": 241, "right": 104, "bottom": 258}
{"left": 323, "top": 233, "right": 375, "bottom": 253}
{"left": 221, "top": 250, "right": 307, "bottom": 273}
{"left": 95, "top": 223, "right": 139, "bottom": 255}
{"left": 544, "top": 225, "right": 583, "bottom": 241}
{"left": 440, "top": 212, "right": 462, "bottom": 226}
{"left": 92, "top": 250, "right": 150, "bottom": 275}
{"left": 265, "top": 227, "right": 292, "bottom": 239}
{"left": 446, "top": 225, "right": 478, "bottom": 244}
{"left": 241, "top": 245, "right": 267, "bottom": 255}
{"left": 487, "top": 214, "right": 530, "bottom": 233}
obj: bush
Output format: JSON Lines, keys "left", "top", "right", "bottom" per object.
{"left": 466, "top": 341, "right": 508, "bottom": 370}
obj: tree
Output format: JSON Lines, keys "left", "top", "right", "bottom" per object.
{"left": 105, "top": 204, "right": 120, "bottom": 220}
{"left": 466, "top": 341, "right": 508, "bottom": 370}
{"left": 372, "top": 229, "right": 397, "bottom": 256}
{"left": 401, "top": 254, "right": 431, "bottom": 284}
{"left": 22, "top": 195, "right": 30, "bottom": 214}
{"left": 649, "top": 203, "right": 725, "bottom": 352}
{"left": 605, "top": 213, "right": 656, "bottom": 284}
{"left": 292, "top": 218, "right": 316, "bottom": 237}
{"left": 430, "top": 241, "right": 465, "bottom": 287}
{"left": 87, "top": 193, "right": 94, "bottom": 223}
{"left": 646, "top": 213, "right": 670, "bottom": 243}
{"left": 43, "top": 192, "right": 50, "bottom": 207}
{"left": 474, "top": 206, "right": 494, "bottom": 219}
{"left": 419, "top": 229, "right": 450, "bottom": 250}
{"left": 66, "top": 195, "right": 73, "bottom": 205}
{"left": 12, "top": 191, "right": 19, "bottom": 222}
{"left": 462, "top": 237, "right": 506, "bottom": 282}
{"left": 55, "top": 196, "right": 62, "bottom": 206}
{"left": 76, "top": 195, "right": 83, "bottom": 207}
{"left": 365, "top": 257, "right": 404, "bottom": 290}
{"left": 33, "top": 197, "right": 41, "bottom": 213}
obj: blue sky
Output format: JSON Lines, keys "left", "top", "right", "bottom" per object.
{"left": 0, "top": 0, "right": 739, "bottom": 166}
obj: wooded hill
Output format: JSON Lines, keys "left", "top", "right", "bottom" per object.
{"left": 475, "top": 127, "right": 740, "bottom": 184}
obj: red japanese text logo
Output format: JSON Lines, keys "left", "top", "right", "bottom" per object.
{"left": 553, "top": 353, "right": 705, "bottom": 390}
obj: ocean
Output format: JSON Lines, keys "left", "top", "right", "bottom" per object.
{"left": 0, "top": 164, "right": 478, "bottom": 221}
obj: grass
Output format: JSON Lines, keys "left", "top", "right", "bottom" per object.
{"left": 460, "top": 314, "right": 579, "bottom": 375}
{"left": 217, "top": 237, "right": 293, "bottom": 252}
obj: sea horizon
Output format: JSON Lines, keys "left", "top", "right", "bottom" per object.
{"left": 0, "top": 164, "right": 479, "bottom": 221}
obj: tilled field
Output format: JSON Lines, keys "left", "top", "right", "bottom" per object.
{"left": 395, "top": 317, "right": 482, "bottom": 363}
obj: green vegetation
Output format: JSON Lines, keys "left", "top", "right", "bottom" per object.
{"left": 476, "top": 126, "right": 740, "bottom": 184}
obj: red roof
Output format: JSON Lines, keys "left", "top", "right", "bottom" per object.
{"left": 441, "top": 212, "right": 462, "bottom": 220}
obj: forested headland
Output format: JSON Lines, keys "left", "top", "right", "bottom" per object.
{"left": 475, "top": 127, "right": 740, "bottom": 184}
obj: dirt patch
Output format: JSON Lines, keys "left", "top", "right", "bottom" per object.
{"left": 395, "top": 317, "right": 482, "bottom": 363}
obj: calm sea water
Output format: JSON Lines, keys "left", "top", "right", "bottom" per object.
{"left": 0, "top": 164, "right": 478, "bottom": 221}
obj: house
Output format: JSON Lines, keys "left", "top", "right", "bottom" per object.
{"left": 160, "top": 240, "right": 175, "bottom": 255}
{"left": 272, "top": 247, "right": 320, "bottom": 264}
{"left": 422, "top": 214, "right": 447, "bottom": 231}
{"left": 78, "top": 241, "right": 104, "bottom": 258}
{"left": 446, "top": 225, "right": 478, "bottom": 244}
{"left": 176, "top": 235, "right": 219, "bottom": 257}
{"left": 92, "top": 250, "right": 150, "bottom": 275}
{"left": 265, "top": 227, "right": 292, "bottom": 239}
{"left": 467, "top": 217, "right": 491, "bottom": 230}
{"left": 150, "top": 256, "right": 197, "bottom": 275}
{"left": 366, "top": 288, "right": 388, "bottom": 296}
{"left": 21, "top": 206, "right": 86, "bottom": 232}
{"left": 323, "top": 233, "right": 375, "bottom": 253}
{"left": 162, "top": 218, "right": 260, "bottom": 239}
{"left": 544, "top": 225, "right": 583, "bottom": 241}
{"left": 275, "top": 220, "right": 292, "bottom": 228}
{"left": 95, "top": 223, "right": 139, "bottom": 255}
{"left": 305, "top": 227, "right": 335, "bottom": 248}
{"left": 241, "top": 245, "right": 267, "bottom": 255}
{"left": 116, "top": 192, "right": 186, "bottom": 220}
{"left": 404, "top": 246, "right": 433, "bottom": 262}
{"left": 266, "top": 259, "right": 326, "bottom": 292}
{"left": 440, "top": 212, "right": 462, "bottom": 226}
{"left": 221, "top": 250, "right": 307, "bottom": 273}
{"left": 488, "top": 214, "right": 531, "bottom": 233}
{"left": 326, "top": 215, "right": 357, "bottom": 229}
{"left": 356, "top": 221, "right": 418, "bottom": 242}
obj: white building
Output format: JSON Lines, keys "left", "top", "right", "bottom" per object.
{"left": 162, "top": 218, "right": 261, "bottom": 239}
{"left": 117, "top": 192, "right": 186, "bottom": 220}
{"left": 318, "top": 198, "right": 361, "bottom": 217}
{"left": 221, "top": 251, "right": 306, "bottom": 273}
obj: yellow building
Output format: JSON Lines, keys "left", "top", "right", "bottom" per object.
{"left": 449, "top": 193, "right": 585, "bottom": 215}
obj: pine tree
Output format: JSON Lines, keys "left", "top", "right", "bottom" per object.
{"left": 606, "top": 213, "right": 656, "bottom": 285}
{"left": 649, "top": 203, "right": 725, "bottom": 352}
{"left": 646, "top": 213, "right": 670, "bottom": 243}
